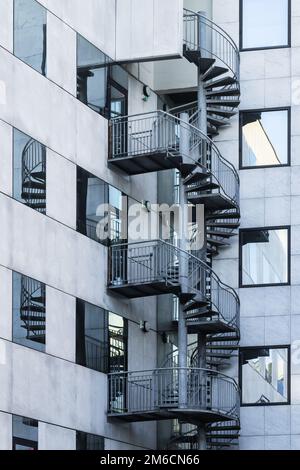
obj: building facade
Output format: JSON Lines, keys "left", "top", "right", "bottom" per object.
{"left": 0, "top": 0, "right": 298, "bottom": 451}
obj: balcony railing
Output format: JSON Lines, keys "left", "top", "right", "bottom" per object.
{"left": 108, "top": 367, "right": 240, "bottom": 421}
{"left": 108, "top": 239, "right": 240, "bottom": 331}
{"left": 109, "top": 111, "right": 239, "bottom": 209}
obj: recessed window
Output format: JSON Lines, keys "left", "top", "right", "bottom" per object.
{"left": 13, "top": 129, "right": 46, "bottom": 214}
{"left": 240, "top": 347, "right": 290, "bottom": 405}
{"left": 77, "top": 167, "right": 128, "bottom": 244}
{"left": 240, "top": 227, "right": 290, "bottom": 287}
{"left": 76, "top": 299, "right": 128, "bottom": 374}
{"left": 14, "top": 0, "right": 47, "bottom": 75}
{"left": 13, "top": 272, "right": 46, "bottom": 351}
{"left": 240, "top": 0, "right": 290, "bottom": 50}
{"left": 76, "top": 431, "right": 104, "bottom": 450}
{"left": 240, "top": 109, "right": 290, "bottom": 168}
{"left": 12, "top": 415, "right": 38, "bottom": 450}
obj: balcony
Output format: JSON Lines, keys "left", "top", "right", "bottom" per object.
{"left": 108, "top": 367, "right": 239, "bottom": 425}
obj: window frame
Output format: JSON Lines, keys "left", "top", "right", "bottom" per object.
{"left": 239, "top": 225, "right": 291, "bottom": 288}
{"left": 239, "top": 0, "right": 292, "bottom": 52}
{"left": 239, "top": 345, "right": 291, "bottom": 407}
{"left": 239, "top": 107, "right": 291, "bottom": 170}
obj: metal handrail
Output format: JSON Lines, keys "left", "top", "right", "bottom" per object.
{"left": 109, "top": 110, "right": 239, "bottom": 207}
{"left": 183, "top": 9, "right": 240, "bottom": 82}
{"left": 108, "top": 366, "right": 240, "bottom": 418}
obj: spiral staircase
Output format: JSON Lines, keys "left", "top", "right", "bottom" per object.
{"left": 107, "top": 9, "right": 241, "bottom": 449}
{"left": 21, "top": 138, "right": 46, "bottom": 214}
{"left": 20, "top": 276, "right": 46, "bottom": 345}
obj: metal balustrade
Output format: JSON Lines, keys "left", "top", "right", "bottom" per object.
{"left": 183, "top": 9, "right": 240, "bottom": 82}
{"left": 109, "top": 111, "right": 239, "bottom": 209}
{"left": 108, "top": 239, "right": 239, "bottom": 331}
{"left": 108, "top": 367, "right": 239, "bottom": 421}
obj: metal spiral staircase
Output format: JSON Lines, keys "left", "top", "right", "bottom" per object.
{"left": 20, "top": 276, "right": 46, "bottom": 344}
{"left": 21, "top": 138, "right": 46, "bottom": 214}
{"left": 107, "top": 9, "right": 241, "bottom": 449}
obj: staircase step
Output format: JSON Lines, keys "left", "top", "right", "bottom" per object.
{"left": 21, "top": 314, "right": 46, "bottom": 322}
{"left": 206, "top": 334, "right": 240, "bottom": 342}
{"left": 21, "top": 305, "right": 46, "bottom": 313}
{"left": 207, "top": 434, "right": 240, "bottom": 440}
{"left": 207, "top": 125, "right": 218, "bottom": 136}
{"left": 21, "top": 325, "right": 45, "bottom": 331}
{"left": 22, "top": 192, "right": 46, "bottom": 200}
{"left": 207, "top": 237, "right": 230, "bottom": 247}
{"left": 204, "top": 76, "right": 237, "bottom": 89}
{"left": 186, "top": 311, "right": 215, "bottom": 320}
{"left": 186, "top": 181, "right": 219, "bottom": 192}
{"left": 206, "top": 88, "right": 240, "bottom": 98}
{"left": 179, "top": 163, "right": 198, "bottom": 177}
{"left": 202, "top": 66, "right": 228, "bottom": 81}
{"left": 207, "top": 425, "right": 240, "bottom": 432}
{"left": 26, "top": 202, "right": 46, "bottom": 210}
{"left": 207, "top": 99, "right": 240, "bottom": 108}
{"left": 30, "top": 171, "right": 46, "bottom": 180}
{"left": 22, "top": 181, "right": 46, "bottom": 190}
{"left": 30, "top": 296, "right": 46, "bottom": 304}
{"left": 206, "top": 352, "right": 232, "bottom": 359}
{"left": 198, "top": 58, "right": 216, "bottom": 73}
{"left": 183, "top": 300, "right": 209, "bottom": 312}
{"left": 207, "top": 107, "right": 236, "bottom": 118}
{"left": 206, "top": 212, "right": 240, "bottom": 220}
{"left": 207, "top": 115, "right": 230, "bottom": 127}
{"left": 179, "top": 292, "right": 197, "bottom": 303}
{"left": 207, "top": 230, "right": 235, "bottom": 238}
{"left": 183, "top": 171, "right": 209, "bottom": 186}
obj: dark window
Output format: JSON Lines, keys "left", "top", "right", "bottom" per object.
{"left": 13, "top": 272, "right": 46, "bottom": 351}
{"left": 12, "top": 415, "right": 38, "bottom": 450}
{"left": 239, "top": 227, "right": 290, "bottom": 287}
{"left": 77, "top": 167, "right": 128, "bottom": 244}
{"left": 14, "top": 0, "right": 47, "bottom": 75}
{"left": 77, "top": 34, "right": 110, "bottom": 116}
{"left": 240, "top": 347, "right": 290, "bottom": 405}
{"left": 76, "top": 299, "right": 128, "bottom": 374}
{"left": 240, "top": 0, "right": 290, "bottom": 50}
{"left": 76, "top": 431, "right": 104, "bottom": 450}
{"left": 108, "top": 66, "right": 128, "bottom": 119}
{"left": 13, "top": 129, "right": 46, "bottom": 214}
{"left": 240, "top": 109, "right": 290, "bottom": 168}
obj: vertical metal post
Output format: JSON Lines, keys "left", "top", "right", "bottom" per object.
{"left": 197, "top": 332, "right": 207, "bottom": 450}
{"left": 178, "top": 112, "right": 190, "bottom": 409}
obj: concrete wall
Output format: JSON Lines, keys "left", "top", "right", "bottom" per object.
{"left": 212, "top": 0, "right": 300, "bottom": 450}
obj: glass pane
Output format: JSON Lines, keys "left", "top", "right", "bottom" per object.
{"left": 77, "top": 167, "right": 127, "bottom": 244}
{"left": 77, "top": 35, "right": 109, "bottom": 116}
{"left": 242, "top": 0, "right": 289, "bottom": 49}
{"left": 241, "top": 110, "right": 289, "bottom": 167}
{"left": 76, "top": 299, "right": 108, "bottom": 373}
{"left": 109, "top": 312, "right": 127, "bottom": 373}
{"left": 241, "top": 348, "right": 289, "bottom": 404}
{"left": 76, "top": 431, "right": 104, "bottom": 450}
{"left": 13, "top": 272, "right": 46, "bottom": 351}
{"left": 13, "top": 415, "right": 38, "bottom": 450}
{"left": 241, "top": 228, "right": 289, "bottom": 286}
{"left": 13, "top": 129, "right": 46, "bottom": 214}
{"left": 14, "top": 0, "right": 47, "bottom": 75}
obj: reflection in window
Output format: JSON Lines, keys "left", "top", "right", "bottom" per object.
{"left": 240, "top": 347, "right": 289, "bottom": 405}
{"left": 76, "top": 299, "right": 128, "bottom": 374}
{"left": 14, "top": 0, "right": 47, "bottom": 75}
{"left": 77, "top": 167, "right": 127, "bottom": 244}
{"left": 13, "top": 415, "right": 38, "bottom": 450}
{"left": 77, "top": 34, "right": 110, "bottom": 116}
{"left": 13, "top": 129, "right": 46, "bottom": 214}
{"left": 13, "top": 272, "right": 46, "bottom": 352}
{"left": 241, "top": 0, "right": 290, "bottom": 50}
{"left": 241, "top": 109, "right": 289, "bottom": 168}
{"left": 76, "top": 431, "right": 104, "bottom": 450}
{"left": 240, "top": 228, "right": 289, "bottom": 286}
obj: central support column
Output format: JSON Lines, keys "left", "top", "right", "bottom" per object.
{"left": 178, "top": 112, "right": 190, "bottom": 409}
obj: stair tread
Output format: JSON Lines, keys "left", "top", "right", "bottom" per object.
{"left": 207, "top": 230, "right": 235, "bottom": 238}
{"left": 207, "top": 115, "right": 230, "bottom": 127}
{"left": 22, "top": 181, "right": 46, "bottom": 190}
{"left": 202, "top": 66, "right": 228, "bottom": 81}
{"left": 206, "top": 88, "right": 240, "bottom": 97}
{"left": 186, "top": 181, "right": 219, "bottom": 192}
{"left": 207, "top": 99, "right": 240, "bottom": 107}
{"left": 204, "top": 76, "right": 237, "bottom": 89}
{"left": 22, "top": 192, "right": 46, "bottom": 200}
{"left": 207, "top": 107, "right": 236, "bottom": 118}
{"left": 207, "top": 237, "right": 230, "bottom": 247}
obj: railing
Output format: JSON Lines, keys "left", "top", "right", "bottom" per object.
{"left": 183, "top": 9, "right": 240, "bottom": 82}
{"left": 109, "top": 111, "right": 239, "bottom": 209}
{"left": 108, "top": 239, "right": 240, "bottom": 330}
{"left": 108, "top": 367, "right": 239, "bottom": 420}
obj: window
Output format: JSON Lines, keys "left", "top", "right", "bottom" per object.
{"left": 239, "top": 227, "right": 290, "bottom": 287}
{"left": 76, "top": 431, "right": 104, "bottom": 450}
{"left": 77, "top": 34, "right": 110, "bottom": 116}
{"left": 12, "top": 415, "right": 38, "bottom": 450}
{"left": 76, "top": 299, "right": 128, "bottom": 374}
{"left": 240, "top": 0, "right": 290, "bottom": 50}
{"left": 240, "top": 109, "right": 290, "bottom": 168}
{"left": 240, "top": 347, "right": 290, "bottom": 405}
{"left": 77, "top": 167, "right": 128, "bottom": 244}
{"left": 13, "top": 129, "right": 46, "bottom": 214}
{"left": 14, "top": 0, "right": 47, "bottom": 75}
{"left": 13, "top": 272, "right": 46, "bottom": 351}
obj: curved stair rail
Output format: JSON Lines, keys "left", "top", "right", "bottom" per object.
{"left": 108, "top": 367, "right": 240, "bottom": 421}
{"left": 109, "top": 111, "right": 239, "bottom": 210}
{"left": 183, "top": 9, "right": 240, "bottom": 84}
